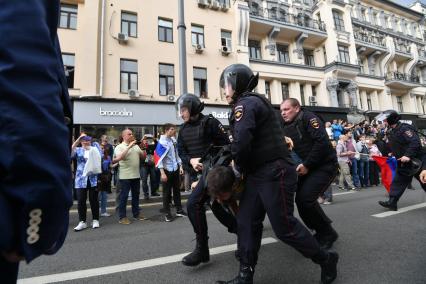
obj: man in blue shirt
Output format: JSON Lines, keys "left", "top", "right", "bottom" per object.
{"left": 157, "top": 124, "right": 187, "bottom": 222}
{"left": 0, "top": 1, "right": 73, "bottom": 282}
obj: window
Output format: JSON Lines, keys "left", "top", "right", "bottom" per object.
{"left": 158, "top": 18, "right": 173, "bottom": 42}
{"left": 277, "top": 44, "right": 289, "bottom": 63}
{"left": 338, "top": 45, "right": 350, "bottom": 63}
{"left": 323, "top": 48, "right": 327, "bottom": 65}
{"left": 300, "top": 84, "right": 305, "bottom": 106}
{"left": 120, "top": 59, "right": 138, "bottom": 93}
{"left": 333, "top": 10, "right": 345, "bottom": 31}
{"left": 62, "top": 53, "right": 75, "bottom": 88}
{"left": 194, "top": 67, "right": 208, "bottom": 98}
{"left": 367, "top": 94, "right": 372, "bottom": 110}
{"left": 397, "top": 96, "right": 403, "bottom": 112}
{"left": 360, "top": 8, "right": 366, "bottom": 22}
{"left": 121, "top": 12, "right": 137, "bottom": 37}
{"left": 310, "top": 85, "right": 317, "bottom": 106}
{"left": 265, "top": 81, "right": 271, "bottom": 100}
{"left": 59, "top": 4, "right": 77, "bottom": 29}
{"left": 372, "top": 12, "right": 377, "bottom": 26}
{"left": 248, "top": 40, "right": 261, "bottom": 59}
{"left": 159, "top": 64, "right": 174, "bottom": 96}
{"left": 281, "top": 83, "right": 289, "bottom": 100}
{"left": 385, "top": 16, "right": 390, "bottom": 29}
{"left": 304, "top": 49, "right": 315, "bottom": 66}
{"left": 191, "top": 25, "right": 205, "bottom": 47}
{"left": 221, "top": 30, "right": 232, "bottom": 50}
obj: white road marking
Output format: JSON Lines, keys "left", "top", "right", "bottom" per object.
{"left": 17, "top": 238, "right": 278, "bottom": 284}
{"left": 372, "top": 202, "right": 426, "bottom": 218}
{"left": 333, "top": 191, "right": 357, "bottom": 196}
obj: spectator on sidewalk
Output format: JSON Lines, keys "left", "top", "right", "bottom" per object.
{"left": 156, "top": 124, "right": 187, "bottom": 222}
{"left": 113, "top": 129, "right": 147, "bottom": 225}
{"left": 100, "top": 135, "right": 113, "bottom": 193}
{"left": 356, "top": 135, "right": 370, "bottom": 187}
{"left": 325, "top": 121, "right": 333, "bottom": 141}
{"left": 98, "top": 147, "right": 112, "bottom": 217}
{"left": 140, "top": 134, "right": 160, "bottom": 199}
{"left": 336, "top": 135, "right": 356, "bottom": 191}
{"left": 331, "top": 119, "right": 343, "bottom": 141}
{"left": 345, "top": 131, "right": 361, "bottom": 188}
{"left": 368, "top": 138, "right": 381, "bottom": 186}
{"left": 71, "top": 135, "right": 102, "bottom": 231}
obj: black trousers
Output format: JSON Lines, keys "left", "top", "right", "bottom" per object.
{"left": 390, "top": 171, "right": 426, "bottom": 201}
{"left": 237, "top": 159, "right": 323, "bottom": 267}
{"left": 0, "top": 254, "right": 19, "bottom": 284}
{"left": 162, "top": 169, "right": 183, "bottom": 214}
{"left": 77, "top": 183, "right": 99, "bottom": 222}
{"left": 369, "top": 161, "right": 380, "bottom": 186}
{"left": 296, "top": 162, "right": 338, "bottom": 232}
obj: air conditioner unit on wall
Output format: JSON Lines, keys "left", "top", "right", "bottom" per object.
{"left": 210, "top": 0, "right": 220, "bottom": 10}
{"left": 167, "top": 95, "right": 176, "bottom": 102}
{"left": 194, "top": 44, "right": 204, "bottom": 53}
{"left": 128, "top": 89, "right": 139, "bottom": 98}
{"left": 309, "top": 96, "right": 317, "bottom": 103}
{"left": 117, "top": 33, "right": 128, "bottom": 44}
{"left": 197, "top": 0, "right": 209, "bottom": 8}
{"left": 220, "top": 45, "right": 231, "bottom": 55}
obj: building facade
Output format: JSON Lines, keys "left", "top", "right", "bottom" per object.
{"left": 58, "top": 0, "right": 426, "bottom": 138}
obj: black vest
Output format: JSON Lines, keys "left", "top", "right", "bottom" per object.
{"left": 231, "top": 93, "right": 290, "bottom": 171}
{"left": 179, "top": 114, "right": 212, "bottom": 159}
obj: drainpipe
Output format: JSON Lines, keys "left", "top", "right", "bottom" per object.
{"left": 178, "top": 0, "right": 188, "bottom": 95}
{"left": 99, "top": 0, "right": 106, "bottom": 97}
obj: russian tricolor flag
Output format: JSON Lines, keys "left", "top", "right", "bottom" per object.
{"left": 154, "top": 143, "right": 168, "bottom": 168}
{"left": 372, "top": 156, "right": 397, "bottom": 193}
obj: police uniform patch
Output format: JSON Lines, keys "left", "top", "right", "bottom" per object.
{"left": 310, "top": 118, "right": 320, "bottom": 129}
{"left": 405, "top": 130, "right": 413, "bottom": 137}
{"left": 235, "top": 105, "right": 244, "bottom": 122}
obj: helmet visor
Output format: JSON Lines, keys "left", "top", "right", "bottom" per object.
{"left": 375, "top": 112, "right": 389, "bottom": 123}
{"left": 220, "top": 71, "right": 236, "bottom": 102}
{"left": 175, "top": 94, "right": 191, "bottom": 120}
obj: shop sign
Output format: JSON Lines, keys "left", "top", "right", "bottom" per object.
{"left": 99, "top": 107, "right": 133, "bottom": 117}
{"left": 211, "top": 111, "right": 229, "bottom": 119}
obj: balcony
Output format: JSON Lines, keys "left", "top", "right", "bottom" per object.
{"left": 353, "top": 30, "right": 386, "bottom": 49}
{"left": 386, "top": 71, "right": 420, "bottom": 90}
{"left": 249, "top": 7, "right": 326, "bottom": 33}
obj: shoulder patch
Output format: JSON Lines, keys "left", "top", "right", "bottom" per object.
{"left": 404, "top": 130, "right": 413, "bottom": 137}
{"left": 234, "top": 105, "right": 244, "bottom": 122}
{"left": 310, "top": 118, "right": 320, "bottom": 129}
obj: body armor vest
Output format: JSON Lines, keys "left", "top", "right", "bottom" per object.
{"left": 179, "top": 114, "right": 212, "bottom": 159}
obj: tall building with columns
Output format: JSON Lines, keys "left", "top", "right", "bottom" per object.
{"left": 58, "top": 0, "right": 426, "bottom": 137}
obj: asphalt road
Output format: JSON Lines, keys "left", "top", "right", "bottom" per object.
{"left": 18, "top": 183, "right": 426, "bottom": 284}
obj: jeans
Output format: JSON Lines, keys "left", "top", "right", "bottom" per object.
{"left": 118, "top": 178, "right": 141, "bottom": 219}
{"left": 358, "top": 160, "right": 370, "bottom": 187}
{"left": 141, "top": 165, "right": 158, "bottom": 196}
{"left": 349, "top": 158, "right": 361, "bottom": 187}
{"left": 99, "top": 191, "right": 108, "bottom": 214}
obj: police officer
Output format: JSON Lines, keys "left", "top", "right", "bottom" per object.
{"left": 281, "top": 98, "right": 339, "bottom": 249}
{"left": 216, "top": 64, "right": 338, "bottom": 284}
{"left": 376, "top": 110, "right": 426, "bottom": 210}
{"left": 176, "top": 93, "right": 231, "bottom": 266}
{"left": 0, "top": 1, "right": 73, "bottom": 283}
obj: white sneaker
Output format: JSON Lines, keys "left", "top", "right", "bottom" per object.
{"left": 323, "top": 201, "right": 332, "bottom": 205}
{"left": 74, "top": 221, "right": 87, "bottom": 231}
{"left": 92, "top": 220, "right": 100, "bottom": 229}
{"left": 101, "top": 212, "right": 111, "bottom": 217}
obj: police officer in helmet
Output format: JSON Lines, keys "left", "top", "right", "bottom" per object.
{"left": 216, "top": 64, "right": 338, "bottom": 284}
{"left": 281, "top": 98, "right": 339, "bottom": 250}
{"left": 176, "top": 93, "right": 231, "bottom": 266}
{"left": 376, "top": 110, "right": 426, "bottom": 210}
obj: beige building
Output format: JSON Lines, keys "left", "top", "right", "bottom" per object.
{"left": 58, "top": 0, "right": 426, "bottom": 138}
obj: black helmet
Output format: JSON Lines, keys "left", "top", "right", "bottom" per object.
{"left": 397, "top": 158, "right": 422, "bottom": 177}
{"left": 375, "top": 110, "right": 401, "bottom": 125}
{"left": 219, "top": 64, "right": 259, "bottom": 100}
{"left": 175, "top": 93, "right": 204, "bottom": 117}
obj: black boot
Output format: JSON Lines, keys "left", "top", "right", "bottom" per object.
{"left": 378, "top": 197, "right": 397, "bottom": 211}
{"left": 216, "top": 264, "right": 254, "bottom": 284}
{"left": 319, "top": 251, "right": 339, "bottom": 284}
{"left": 314, "top": 226, "right": 339, "bottom": 250}
{"left": 181, "top": 238, "right": 209, "bottom": 266}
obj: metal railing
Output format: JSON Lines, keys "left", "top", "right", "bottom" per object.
{"left": 395, "top": 44, "right": 410, "bottom": 54}
{"left": 353, "top": 30, "right": 386, "bottom": 47}
{"left": 249, "top": 7, "right": 326, "bottom": 32}
{"left": 386, "top": 72, "right": 419, "bottom": 83}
